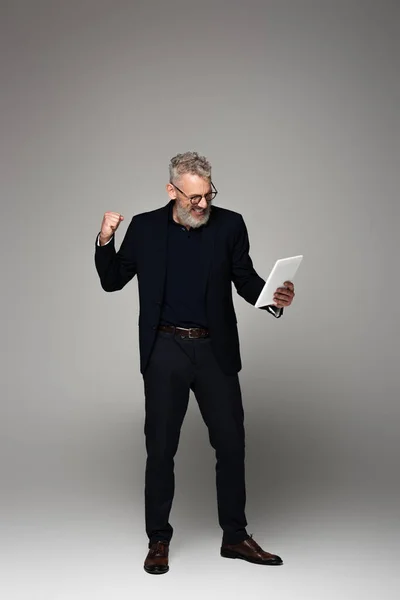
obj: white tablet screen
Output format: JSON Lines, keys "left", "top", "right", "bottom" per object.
{"left": 255, "top": 255, "right": 303, "bottom": 308}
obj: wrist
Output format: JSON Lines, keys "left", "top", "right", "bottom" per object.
{"left": 99, "top": 233, "right": 112, "bottom": 246}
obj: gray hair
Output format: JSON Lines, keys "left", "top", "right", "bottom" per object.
{"left": 169, "top": 151, "right": 212, "bottom": 184}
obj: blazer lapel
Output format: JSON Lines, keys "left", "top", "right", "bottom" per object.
{"left": 150, "top": 202, "right": 170, "bottom": 299}
{"left": 200, "top": 207, "right": 218, "bottom": 292}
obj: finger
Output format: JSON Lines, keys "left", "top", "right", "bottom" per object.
{"left": 276, "top": 289, "right": 292, "bottom": 298}
{"left": 274, "top": 297, "right": 290, "bottom": 306}
{"left": 274, "top": 294, "right": 292, "bottom": 307}
{"left": 283, "top": 281, "right": 294, "bottom": 290}
{"left": 106, "top": 216, "right": 123, "bottom": 225}
{"left": 105, "top": 212, "right": 124, "bottom": 220}
{"left": 106, "top": 214, "right": 122, "bottom": 221}
{"left": 274, "top": 300, "right": 286, "bottom": 307}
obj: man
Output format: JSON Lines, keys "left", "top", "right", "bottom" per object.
{"left": 94, "top": 151, "right": 295, "bottom": 575}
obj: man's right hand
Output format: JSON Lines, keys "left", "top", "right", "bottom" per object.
{"left": 99, "top": 212, "right": 124, "bottom": 245}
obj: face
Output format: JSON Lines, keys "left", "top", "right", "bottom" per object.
{"left": 166, "top": 173, "right": 213, "bottom": 229}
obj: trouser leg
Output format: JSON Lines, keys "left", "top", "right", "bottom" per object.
{"left": 143, "top": 332, "right": 193, "bottom": 546}
{"left": 191, "top": 337, "right": 249, "bottom": 545}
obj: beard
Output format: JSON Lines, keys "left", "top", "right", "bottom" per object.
{"left": 175, "top": 200, "right": 212, "bottom": 228}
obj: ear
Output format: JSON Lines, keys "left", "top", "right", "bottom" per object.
{"left": 166, "top": 182, "right": 176, "bottom": 200}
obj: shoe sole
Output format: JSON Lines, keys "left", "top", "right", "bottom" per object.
{"left": 220, "top": 548, "right": 283, "bottom": 565}
{"left": 144, "top": 565, "right": 169, "bottom": 574}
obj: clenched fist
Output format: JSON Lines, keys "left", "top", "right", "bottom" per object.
{"left": 99, "top": 212, "right": 124, "bottom": 245}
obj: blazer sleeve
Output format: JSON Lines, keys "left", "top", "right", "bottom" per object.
{"left": 94, "top": 217, "right": 138, "bottom": 291}
{"left": 231, "top": 215, "right": 284, "bottom": 318}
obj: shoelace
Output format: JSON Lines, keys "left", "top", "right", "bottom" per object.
{"left": 247, "top": 533, "right": 263, "bottom": 553}
{"left": 149, "top": 541, "right": 168, "bottom": 557}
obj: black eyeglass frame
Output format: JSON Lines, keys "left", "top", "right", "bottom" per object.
{"left": 170, "top": 181, "right": 218, "bottom": 205}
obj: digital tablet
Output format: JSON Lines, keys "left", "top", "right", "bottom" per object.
{"left": 255, "top": 255, "right": 303, "bottom": 308}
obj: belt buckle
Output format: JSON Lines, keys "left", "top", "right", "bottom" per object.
{"left": 188, "top": 328, "right": 197, "bottom": 339}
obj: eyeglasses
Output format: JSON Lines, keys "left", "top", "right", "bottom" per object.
{"left": 170, "top": 181, "right": 218, "bottom": 205}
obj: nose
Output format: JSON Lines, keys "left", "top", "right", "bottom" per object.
{"left": 198, "top": 196, "right": 208, "bottom": 209}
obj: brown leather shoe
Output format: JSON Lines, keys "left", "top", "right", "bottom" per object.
{"left": 144, "top": 540, "right": 170, "bottom": 574}
{"left": 221, "top": 534, "right": 283, "bottom": 565}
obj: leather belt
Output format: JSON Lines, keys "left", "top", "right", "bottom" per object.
{"left": 158, "top": 324, "right": 209, "bottom": 339}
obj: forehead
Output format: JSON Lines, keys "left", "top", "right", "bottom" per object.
{"left": 178, "top": 173, "right": 211, "bottom": 192}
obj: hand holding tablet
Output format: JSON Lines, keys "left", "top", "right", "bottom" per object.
{"left": 255, "top": 255, "right": 303, "bottom": 308}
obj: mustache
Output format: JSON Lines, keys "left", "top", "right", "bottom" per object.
{"left": 186, "top": 202, "right": 212, "bottom": 212}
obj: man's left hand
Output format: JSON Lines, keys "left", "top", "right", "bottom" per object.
{"left": 273, "top": 281, "right": 295, "bottom": 308}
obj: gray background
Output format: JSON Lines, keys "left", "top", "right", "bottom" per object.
{"left": 1, "top": 0, "right": 399, "bottom": 598}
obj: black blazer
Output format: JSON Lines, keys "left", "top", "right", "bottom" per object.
{"left": 94, "top": 201, "right": 283, "bottom": 375}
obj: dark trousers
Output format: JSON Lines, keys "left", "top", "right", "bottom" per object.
{"left": 142, "top": 330, "right": 249, "bottom": 546}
